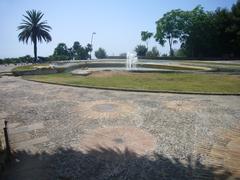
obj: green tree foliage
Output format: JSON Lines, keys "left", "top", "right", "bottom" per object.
{"left": 155, "top": 9, "right": 184, "bottom": 56}
{"left": 53, "top": 43, "right": 69, "bottom": 56}
{"left": 180, "top": 6, "right": 218, "bottom": 57}
{"left": 51, "top": 42, "right": 92, "bottom": 61}
{"left": 135, "top": 45, "right": 148, "bottom": 57}
{"left": 72, "top": 41, "right": 91, "bottom": 60}
{"left": 119, "top": 53, "right": 127, "bottom": 58}
{"left": 155, "top": 1, "right": 240, "bottom": 58}
{"left": 0, "top": 55, "right": 33, "bottom": 64}
{"left": 146, "top": 47, "right": 160, "bottom": 58}
{"left": 174, "top": 48, "right": 186, "bottom": 57}
{"left": 182, "top": 2, "right": 240, "bottom": 58}
{"left": 228, "top": 0, "right": 240, "bottom": 57}
{"left": 141, "top": 31, "right": 153, "bottom": 49}
{"left": 18, "top": 10, "right": 52, "bottom": 62}
{"left": 52, "top": 43, "right": 70, "bottom": 60}
{"left": 95, "top": 48, "right": 107, "bottom": 59}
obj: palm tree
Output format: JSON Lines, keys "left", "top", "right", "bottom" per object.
{"left": 141, "top": 31, "right": 153, "bottom": 49}
{"left": 18, "top": 10, "right": 52, "bottom": 62}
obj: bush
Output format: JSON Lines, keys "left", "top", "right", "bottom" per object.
{"left": 48, "top": 55, "right": 71, "bottom": 61}
{"left": 135, "top": 45, "right": 148, "bottom": 57}
{"left": 174, "top": 48, "right": 187, "bottom": 57}
{"left": 161, "top": 53, "right": 168, "bottom": 57}
{"left": 119, "top": 53, "right": 127, "bottom": 58}
{"left": 146, "top": 47, "right": 160, "bottom": 58}
{"left": 0, "top": 55, "right": 33, "bottom": 65}
{"left": 95, "top": 48, "right": 107, "bottom": 59}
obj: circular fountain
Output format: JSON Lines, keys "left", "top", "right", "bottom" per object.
{"left": 51, "top": 57, "right": 212, "bottom": 75}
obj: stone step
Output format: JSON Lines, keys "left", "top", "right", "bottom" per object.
{"left": 8, "top": 123, "right": 44, "bottom": 135}
{"left": 13, "top": 145, "right": 38, "bottom": 153}
{"left": 8, "top": 122, "right": 21, "bottom": 129}
{"left": 9, "top": 132, "right": 31, "bottom": 144}
{"left": 11, "top": 136, "right": 49, "bottom": 150}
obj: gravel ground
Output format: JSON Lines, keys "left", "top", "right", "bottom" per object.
{"left": 0, "top": 75, "right": 239, "bottom": 179}
{"left": 0, "top": 64, "right": 17, "bottom": 73}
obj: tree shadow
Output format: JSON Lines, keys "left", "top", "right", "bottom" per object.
{"left": 1, "top": 146, "right": 232, "bottom": 180}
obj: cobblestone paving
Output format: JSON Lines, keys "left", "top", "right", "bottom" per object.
{"left": 0, "top": 76, "right": 240, "bottom": 179}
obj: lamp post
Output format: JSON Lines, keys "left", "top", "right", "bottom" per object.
{"left": 90, "top": 32, "right": 96, "bottom": 60}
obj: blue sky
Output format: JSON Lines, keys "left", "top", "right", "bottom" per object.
{"left": 0, "top": 0, "right": 236, "bottom": 58}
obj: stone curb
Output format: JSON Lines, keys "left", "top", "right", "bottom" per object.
{"left": 23, "top": 78, "right": 240, "bottom": 96}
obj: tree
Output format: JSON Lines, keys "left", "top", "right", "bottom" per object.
{"left": 53, "top": 43, "right": 69, "bottom": 56}
{"left": 86, "top": 43, "right": 93, "bottom": 59}
{"left": 95, "top": 48, "right": 107, "bottom": 59}
{"left": 174, "top": 48, "right": 186, "bottom": 57}
{"left": 180, "top": 6, "right": 218, "bottom": 57}
{"left": 141, "top": 31, "right": 153, "bottom": 49}
{"left": 52, "top": 43, "right": 70, "bottom": 60}
{"left": 229, "top": 0, "right": 240, "bottom": 57}
{"left": 146, "top": 47, "right": 160, "bottom": 58}
{"left": 72, "top": 41, "right": 82, "bottom": 59}
{"left": 119, "top": 53, "right": 127, "bottom": 58}
{"left": 71, "top": 42, "right": 91, "bottom": 60}
{"left": 155, "top": 9, "right": 184, "bottom": 56}
{"left": 18, "top": 10, "right": 52, "bottom": 62}
{"left": 170, "top": 3, "right": 240, "bottom": 58}
{"left": 135, "top": 45, "right": 148, "bottom": 57}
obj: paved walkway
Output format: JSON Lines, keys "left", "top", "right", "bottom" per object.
{"left": 0, "top": 76, "right": 240, "bottom": 179}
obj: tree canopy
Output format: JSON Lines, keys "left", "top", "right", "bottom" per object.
{"left": 154, "top": 1, "right": 240, "bottom": 58}
{"left": 141, "top": 31, "right": 153, "bottom": 49}
{"left": 18, "top": 10, "right": 52, "bottom": 61}
{"left": 51, "top": 42, "right": 92, "bottom": 61}
{"left": 135, "top": 45, "right": 148, "bottom": 57}
{"left": 155, "top": 9, "right": 184, "bottom": 56}
{"left": 95, "top": 48, "right": 107, "bottom": 59}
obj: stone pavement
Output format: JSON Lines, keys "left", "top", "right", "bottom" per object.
{"left": 0, "top": 76, "right": 239, "bottom": 179}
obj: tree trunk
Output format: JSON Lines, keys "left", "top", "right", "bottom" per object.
{"left": 33, "top": 39, "right": 37, "bottom": 62}
{"left": 168, "top": 38, "right": 173, "bottom": 56}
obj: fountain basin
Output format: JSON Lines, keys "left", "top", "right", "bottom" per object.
{"left": 52, "top": 60, "right": 212, "bottom": 73}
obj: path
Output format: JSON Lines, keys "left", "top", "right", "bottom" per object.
{"left": 0, "top": 76, "right": 239, "bottom": 179}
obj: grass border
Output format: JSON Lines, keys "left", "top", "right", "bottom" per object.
{"left": 23, "top": 77, "right": 240, "bottom": 96}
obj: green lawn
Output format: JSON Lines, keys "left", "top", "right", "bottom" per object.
{"left": 139, "top": 64, "right": 210, "bottom": 71}
{"left": 182, "top": 62, "right": 240, "bottom": 72}
{"left": 12, "top": 64, "right": 49, "bottom": 72}
{"left": 188, "top": 61, "right": 240, "bottom": 67}
{"left": 24, "top": 72, "right": 240, "bottom": 94}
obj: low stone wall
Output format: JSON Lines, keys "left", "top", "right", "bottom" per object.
{"left": 12, "top": 68, "right": 58, "bottom": 76}
{"left": 63, "top": 62, "right": 125, "bottom": 72}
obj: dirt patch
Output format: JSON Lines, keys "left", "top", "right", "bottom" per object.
{"left": 73, "top": 127, "right": 156, "bottom": 155}
{"left": 89, "top": 71, "right": 132, "bottom": 78}
{"left": 197, "top": 127, "right": 240, "bottom": 178}
{"left": 73, "top": 100, "right": 136, "bottom": 119}
{"left": 164, "top": 100, "right": 198, "bottom": 112}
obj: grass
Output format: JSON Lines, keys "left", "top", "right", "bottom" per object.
{"left": 182, "top": 62, "right": 240, "bottom": 72}
{"left": 24, "top": 72, "right": 240, "bottom": 94}
{"left": 12, "top": 64, "right": 49, "bottom": 72}
{"left": 188, "top": 61, "right": 240, "bottom": 67}
{"left": 140, "top": 64, "right": 210, "bottom": 71}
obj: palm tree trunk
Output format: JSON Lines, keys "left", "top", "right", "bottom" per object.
{"left": 34, "top": 40, "right": 37, "bottom": 62}
{"left": 168, "top": 38, "right": 173, "bottom": 56}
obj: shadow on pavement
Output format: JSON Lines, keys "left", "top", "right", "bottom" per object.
{"left": 1, "top": 147, "right": 232, "bottom": 180}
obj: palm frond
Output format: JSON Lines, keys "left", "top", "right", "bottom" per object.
{"left": 17, "top": 9, "right": 52, "bottom": 44}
